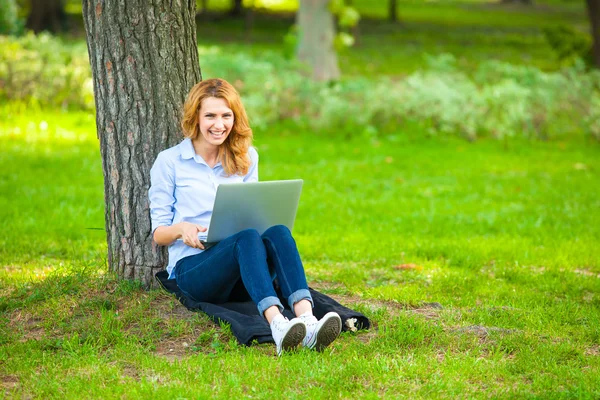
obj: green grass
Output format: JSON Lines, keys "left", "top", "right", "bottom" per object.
{"left": 2, "top": 1, "right": 599, "bottom": 397}
{"left": 1, "top": 108, "right": 599, "bottom": 398}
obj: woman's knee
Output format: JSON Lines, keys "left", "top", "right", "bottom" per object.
{"left": 236, "top": 228, "right": 262, "bottom": 244}
{"left": 262, "top": 224, "right": 291, "bottom": 238}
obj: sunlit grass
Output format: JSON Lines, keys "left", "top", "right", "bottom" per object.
{"left": 2, "top": 1, "right": 599, "bottom": 396}
{"left": 1, "top": 108, "right": 599, "bottom": 397}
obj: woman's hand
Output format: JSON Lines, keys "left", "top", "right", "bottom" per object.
{"left": 179, "top": 222, "right": 207, "bottom": 250}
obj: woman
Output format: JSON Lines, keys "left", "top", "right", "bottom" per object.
{"left": 149, "top": 78, "right": 341, "bottom": 355}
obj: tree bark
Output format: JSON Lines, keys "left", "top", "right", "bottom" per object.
{"left": 82, "top": 0, "right": 202, "bottom": 288}
{"left": 296, "top": 0, "right": 340, "bottom": 81}
{"left": 27, "top": 0, "right": 66, "bottom": 33}
{"left": 587, "top": 0, "right": 600, "bottom": 68}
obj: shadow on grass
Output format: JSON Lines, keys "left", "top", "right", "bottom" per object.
{"left": 1, "top": 262, "right": 244, "bottom": 357}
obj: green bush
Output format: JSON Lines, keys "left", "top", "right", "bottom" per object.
{"left": 0, "top": 32, "right": 94, "bottom": 110}
{"left": 2, "top": 33, "right": 599, "bottom": 141}
{"left": 201, "top": 50, "right": 600, "bottom": 141}
{"left": 543, "top": 25, "right": 592, "bottom": 67}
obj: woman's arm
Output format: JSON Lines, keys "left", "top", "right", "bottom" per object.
{"left": 154, "top": 222, "right": 206, "bottom": 249}
{"left": 149, "top": 153, "right": 207, "bottom": 250}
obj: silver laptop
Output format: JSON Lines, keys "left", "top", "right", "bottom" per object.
{"left": 198, "top": 179, "right": 303, "bottom": 245}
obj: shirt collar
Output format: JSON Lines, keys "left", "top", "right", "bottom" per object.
{"left": 179, "top": 138, "right": 195, "bottom": 160}
{"left": 179, "top": 138, "right": 223, "bottom": 168}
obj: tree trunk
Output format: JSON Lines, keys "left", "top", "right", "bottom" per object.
{"left": 230, "top": 0, "right": 244, "bottom": 16}
{"left": 82, "top": 0, "right": 202, "bottom": 288}
{"left": 27, "top": 0, "right": 66, "bottom": 33}
{"left": 587, "top": 0, "right": 600, "bottom": 68}
{"left": 296, "top": 0, "right": 340, "bottom": 81}
{"left": 388, "top": 0, "right": 397, "bottom": 22}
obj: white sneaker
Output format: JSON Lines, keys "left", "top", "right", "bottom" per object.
{"left": 300, "top": 311, "right": 342, "bottom": 351}
{"left": 270, "top": 314, "right": 306, "bottom": 356}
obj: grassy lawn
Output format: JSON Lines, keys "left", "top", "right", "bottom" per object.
{"left": 1, "top": 109, "right": 599, "bottom": 397}
{"left": 2, "top": 0, "right": 599, "bottom": 397}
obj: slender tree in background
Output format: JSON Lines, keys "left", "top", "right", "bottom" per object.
{"left": 229, "top": 0, "right": 244, "bottom": 16}
{"left": 82, "top": 0, "right": 202, "bottom": 288}
{"left": 388, "top": 0, "right": 397, "bottom": 22}
{"left": 587, "top": 0, "right": 600, "bottom": 68}
{"left": 27, "top": 0, "right": 66, "bottom": 33}
{"left": 297, "top": 0, "right": 340, "bottom": 81}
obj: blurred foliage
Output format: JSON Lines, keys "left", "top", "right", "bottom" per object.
{"left": 284, "top": 0, "right": 360, "bottom": 55}
{"left": 330, "top": 0, "right": 360, "bottom": 50}
{"left": 201, "top": 49, "right": 600, "bottom": 142}
{"left": 0, "top": 32, "right": 93, "bottom": 110}
{"left": 543, "top": 25, "right": 593, "bottom": 67}
{"left": 0, "top": 0, "right": 24, "bottom": 35}
{"left": 414, "top": 54, "right": 600, "bottom": 140}
{"left": 2, "top": 33, "right": 599, "bottom": 141}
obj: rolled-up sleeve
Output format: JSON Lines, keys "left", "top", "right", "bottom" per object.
{"left": 244, "top": 147, "right": 259, "bottom": 182}
{"left": 149, "top": 152, "right": 176, "bottom": 234}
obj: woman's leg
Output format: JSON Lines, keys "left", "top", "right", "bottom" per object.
{"left": 175, "top": 228, "right": 307, "bottom": 355}
{"left": 262, "top": 225, "right": 342, "bottom": 351}
{"left": 261, "top": 225, "right": 313, "bottom": 313}
{"left": 175, "top": 229, "right": 283, "bottom": 316}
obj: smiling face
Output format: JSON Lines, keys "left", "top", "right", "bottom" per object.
{"left": 196, "top": 96, "right": 234, "bottom": 148}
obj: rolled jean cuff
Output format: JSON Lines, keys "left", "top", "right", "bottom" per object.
{"left": 288, "top": 289, "right": 313, "bottom": 310}
{"left": 257, "top": 296, "right": 284, "bottom": 317}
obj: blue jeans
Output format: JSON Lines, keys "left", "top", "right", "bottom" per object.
{"left": 175, "top": 225, "right": 313, "bottom": 317}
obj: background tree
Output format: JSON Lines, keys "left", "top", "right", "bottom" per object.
{"left": 295, "top": 0, "right": 359, "bottom": 81}
{"left": 296, "top": 0, "right": 340, "bottom": 81}
{"left": 388, "top": 0, "right": 397, "bottom": 22}
{"left": 587, "top": 0, "right": 600, "bottom": 68}
{"left": 26, "top": 0, "right": 66, "bottom": 33}
{"left": 229, "top": 0, "right": 243, "bottom": 16}
{"left": 82, "top": 0, "right": 201, "bottom": 288}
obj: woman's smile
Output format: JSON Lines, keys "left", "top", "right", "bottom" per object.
{"left": 209, "top": 129, "right": 225, "bottom": 138}
{"left": 197, "top": 96, "right": 235, "bottom": 147}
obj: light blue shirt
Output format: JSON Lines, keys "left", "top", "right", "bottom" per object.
{"left": 149, "top": 138, "right": 259, "bottom": 278}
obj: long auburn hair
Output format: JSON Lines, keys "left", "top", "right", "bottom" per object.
{"left": 181, "top": 79, "right": 253, "bottom": 176}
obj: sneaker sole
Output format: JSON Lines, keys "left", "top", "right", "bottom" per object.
{"left": 280, "top": 322, "right": 306, "bottom": 354}
{"left": 314, "top": 313, "right": 342, "bottom": 352}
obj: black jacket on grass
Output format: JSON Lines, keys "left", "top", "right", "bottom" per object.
{"left": 155, "top": 270, "right": 370, "bottom": 346}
